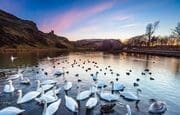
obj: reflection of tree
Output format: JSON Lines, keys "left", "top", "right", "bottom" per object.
{"left": 174, "top": 59, "right": 180, "bottom": 75}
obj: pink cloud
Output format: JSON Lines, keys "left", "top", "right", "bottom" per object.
{"left": 41, "top": 1, "right": 115, "bottom": 33}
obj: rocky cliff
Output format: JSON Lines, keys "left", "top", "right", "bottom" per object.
{"left": 0, "top": 9, "right": 73, "bottom": 49}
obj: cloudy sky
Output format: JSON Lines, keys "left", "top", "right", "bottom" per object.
{"left": 0, "top": 0, "right": 179, "bottom": 41}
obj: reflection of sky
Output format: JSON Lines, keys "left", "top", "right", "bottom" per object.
{"left": 0, "top": 0, "right": 180, "bottom": 40}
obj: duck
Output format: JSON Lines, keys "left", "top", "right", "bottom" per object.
{"left": 17, "top": 89, "right": 41, "bottom": 104}
{"left": 148, "top": 99, "right": 167, "bottom": 114}
{"left": 35, "top": 87, "right": 58, "bottom": 104}
{"left": 85, "top": 92, "right": 98, "bottom": 109}
{"left": 65, "top": 95, "right": 78, "bottom": 112}
{"left": 120, "top": 89, "right": 142, "bottom": 101}
{"left": 0, "top": 106, "right": 25, "bottom": 115}
{"left": 99, "top": 87, "right": 119, "bottom": 102}
{"left": 36, "top": 80, "right": 54, "bottom": 92}
{"left": 110, "top": 78, "right": 125, "bottom": 91}
{"left": 3, "top": 80, "right": 15, "bottom": 93}
{"left": 64, "top": 80, "right": 72, "bottom": 91}
{"left": 42, "top": 99, "right": 61, "bottom": 115}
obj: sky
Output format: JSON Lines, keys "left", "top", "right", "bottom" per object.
{"left": 0, "top": 0, "right": 180, "bottom": 41}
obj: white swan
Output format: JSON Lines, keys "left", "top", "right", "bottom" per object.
{"left": 97, "top": 80, "right": 107, "bottom": 88}
{"left": 117, "top": 103, "right": 131, "bottom": 115}
{"left": 126, "top": 105, "right": 131, "bottom": 115}
{"left": 35, "top": 87, "right": 58, "bottom": 104}
{"left": 76, "top": 90, "right": 91, "bottom": 101}
{"left": 65, "top": 95, "right": 78, "bottom": 112}
{"left": 17, "top": 89, "right": 41, "bottom": 104}
{"left": 41, "top": 80, "right": 57, "bottom": 85}
{"left": 7, "top": 69, "right": 22, "bottom": 80}
{"left": 148, "top": 100, "right": 167, "bottom": 114}
{"left": 110, "top": 79, "right": 125, "bottom": 91}
{"left": 91, "top": 73, "right": 98, "bottom": 81}
{"left": 53, "top": 68, "right": 65, "bottom": 76}
{"left": 0, "top": 106, "right": 25, "bottom": 115}
{"left": 10, "top": 56, "right": 17, "bottom": 62}
{"left": 42, "top": 99, "right": 61, "bottom": 115}
{"left": 45, "top": 87, "right": 61, "bottom": 96}
{"left": 64, "top": 80, "right": 72, "bottom": 91}
{"left": 3, "top": 80, "right": 15, "bottom": 93}
{"left": 120, "top": 89, "right": 141, "bottom": 101}
{"left": 85, "top": 92, "right": 98, "bottom": 109}
{"left": 36, "top": 80, "right": 54, "bottom": 92}
{"left": 99, "top": 87, "right": 118, "bottom": 102}
{"left": 19, "top": 74, "right": 30, "bottom": 84}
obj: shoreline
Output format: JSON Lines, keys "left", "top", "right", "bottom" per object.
{"left": 0, "top": 48, "right": 180, "bottom": 58}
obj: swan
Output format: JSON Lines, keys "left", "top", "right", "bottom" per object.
{"left": 42, "top": 99, "right": 61, "bottom": 115}
{"left": 45, "top": 87, "right": 61, "bottom": 96}
{"left": 85, "top": 93, "right": 98, "bottom": 109}
{"left": 0, "top": 106, "right": 25, "bottom": 115}
{"left": 110, "top": 78, "right": 125, "bottom": 91}
{"left": 64, "top": 80, "right": 72, "bottom": 91}
{"left": 3, "top": 80, "right": 15, "bottom": 93}
{"left": 10, "top": 56, "right": 17, "bottom": 62}
{"left": 19, "top": 74, "right": 30, "bottom": 85}
{"left": 120, "top": 89, "right": 141, "bottom": 101}
{"left": 65, "top": 95, "right": 78, "bottom": 112}
{"left": 35, "top": 87, "right": 58, "bottom": 104}
{"left": 76, "top": 89, "right": 91, "bottom": 101}
{"left": 36, "top": 80, "right": 54, "bottom": 92}
{"left": 97, "top": 80, "right": 107, "bottom": 88}
{"left": 99, "top": 87, "right": 118, "bottom": 102}
{"left": 91, "top": 73, "right": 98, "bottom": 81}
{"left": 17, "top": 89, "right": 41, "bottom": 104}
{"left": 53, "top": 68, "right": 65, "bottom": 77}
{"left": 7, "top": 69, "right": 22, "bottom": 80}
{"left": 148, "top": 99, "right": 167, "bottom": 114}
{"left": 47, "top": 56, "right": 51, "bottom": 61}
{"left": 41, "top": 80, "right": 57, "bottom": 85}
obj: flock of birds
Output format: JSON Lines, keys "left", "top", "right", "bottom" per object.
{"left": 0, "top": 55, "right": 167, "bottom": 115}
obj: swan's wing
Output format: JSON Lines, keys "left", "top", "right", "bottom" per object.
{"left": 86, "top": 97, "right": 98, "bottom": 108}
{"left": 46, "top": 99, "right": 61, "bottom": 115}
{"left": 21, "top": 91, "right": 40, "bottom": 103}
{"left": 65, "top": 96, "right": 78, "bottom": 112}
{"left": 77, "top": 90, "right": 91, "bottom": 100}
{"left": 0, "top": 106, "right": 25, "bottom": 114}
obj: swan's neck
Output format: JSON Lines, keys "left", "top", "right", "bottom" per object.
{"left": 9, "top": 82, "right": 13, "bottom": 89}
{"left": 53, "top": 88, "right": 57, "bottom": 98}
{"left": 136, "top": 90, "right": 139, "bottom": 98}
{"left": 42, "top": 101, "right": 47, "bottom": 115}
{"left": 36, "top": 82, "right": 40, "bottom": 91}
{"left": 41, "top": 88, "right": 45, "bottom": 96}
{"left": 100, "top": 87, "right": 104, "bottom": 94}
{"left": 17, "top": 91, "right": 22, "bottom": 103}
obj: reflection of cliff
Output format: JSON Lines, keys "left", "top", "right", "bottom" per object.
{"left": 0, "top": 51, "right": 69, "bottom": 68}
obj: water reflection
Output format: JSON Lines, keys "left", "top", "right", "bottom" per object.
{"left": 0, "top": 51, "right": 179, "bottom": 115}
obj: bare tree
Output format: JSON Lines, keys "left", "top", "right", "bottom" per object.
{"left": 146, "top": 21, "right": 160, "bottom": 47}
{"left": 172, "top": 22, "right": 180, "bottom": 39}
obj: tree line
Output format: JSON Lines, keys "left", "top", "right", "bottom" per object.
{"left": 125, "top": 22, "right": 180, "bottom": 47}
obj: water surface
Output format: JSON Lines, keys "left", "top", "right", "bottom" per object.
{"left": 0, "top": 51, "right": 179, "bottom": 115}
